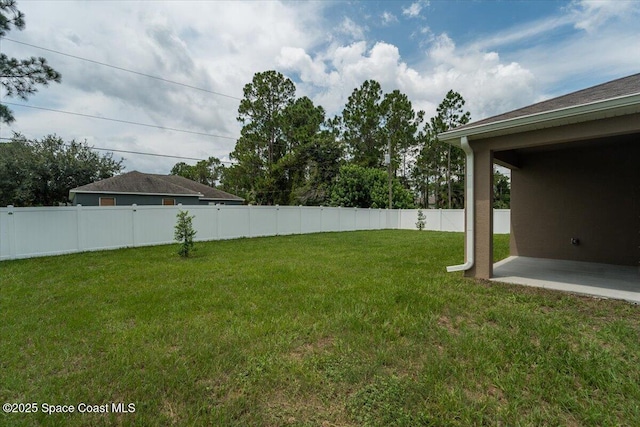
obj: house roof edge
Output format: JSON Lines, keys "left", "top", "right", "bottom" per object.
{"left": 441, "top": 92, "right": 640, "bottom": 146}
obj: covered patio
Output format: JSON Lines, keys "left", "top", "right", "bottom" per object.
{"left": 440, "top": 73, "right": 640, "bottom": 303}
{"left": 492, "top": 256, "right": 640, "bottom": 304}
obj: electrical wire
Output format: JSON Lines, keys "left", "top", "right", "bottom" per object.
{"left": 0, "top": 136, "right": 237, "bottom": 164}
{"left": 2, "top": 37, "right": 243, "bottom": 101}
{"left": 88, "top": 146, "right": 236, "bottom": 164}
{"left": 1, "top": 101, "right": 238, "bottom": 140}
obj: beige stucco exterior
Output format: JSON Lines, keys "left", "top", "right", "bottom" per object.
{"left": 510, "top": 135, "right": 639, "bottom": 266}
{"left": 462, "top": 112, "right": 640, "bottom": 279}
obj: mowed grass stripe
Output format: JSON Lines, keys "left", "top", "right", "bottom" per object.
{"left": 1, "top": 230, "right": 638, "bottom": 426}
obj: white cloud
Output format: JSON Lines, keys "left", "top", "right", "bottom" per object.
{"left": 447, "top": 0, "right": 639, "bottom": 102}
{"left": 277, "top": 47, "right": 330, "bottom": 85}
{"left": 402, "top": 2, "right": 426, "bottom": 18}
{"left": 421, "top": 35, "right": 537, "bottom": 119}
{"left": 461, "top": 1, "right": 639, "bottom": 97}
{"left": 468, "top": 15, "right": 574, "bottom": 52}
{"left": 277, "top": 33, "right": 537, "bottom": 122}
{"left": 569, "top": 0, "right": 640, "bottom": 32}
{"left": 3, "top": 1, "right": 328, "bottom": 173}
{"left": 508, "top": 23, "right": 640, "bottom": 94}
{"left": 337, "top": 17, "right": 366, "bottom": 41}
{"left": 461, "top": 1, "right": 639, "bottom": 57}
{"left": 381, "top": 11, "right": 398, "bottom": 25}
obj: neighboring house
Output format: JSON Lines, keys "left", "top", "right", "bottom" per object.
{"left": 69, "top": 171, "right": 244, "bottom": 206}
{"left": 440, "top": 73, "right": 640, "bottom": 279}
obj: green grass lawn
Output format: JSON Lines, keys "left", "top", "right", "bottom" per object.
{"left": 1, "top": 230, "right": 639, "bottom": 426}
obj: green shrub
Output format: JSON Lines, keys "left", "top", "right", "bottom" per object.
{"left": 415, "top": 209, "right": 426, "bottom": 230}
{"left": 174, "top": 210, "right": 196, "bottom": 257}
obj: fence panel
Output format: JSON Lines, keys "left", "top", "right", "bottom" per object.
{"left": 216, "top": 205, "right": 250, "bottom": 240}
{"left": 321, "top": 208, "right": 341, "bottom": 232}
{"left": 441, "top": 210, "right": 465, "bottom": 232}
{"left": 132, "top": 206, "right": 179, "bottom": 246}
{"left": 370, "top": 209, "right": 384, "bottom": 229}
{"left": 399, "top": 209, "right": 418, "bottom": 229}
{"left": 0, "top": 205, "right": 511, "bottom": 261}
{"left": 355, "top": 209, "right": 371, "bottom": 230}
{"left": 14, "top": 207, "right": 78, "bottom": 257}
{"left": 494, "top": 209, "right": 511, "bottom": 234}
{"left": 424, "top": 210, "right": 442, "bottom": 231}
{"left": 300, "top": 207, "right": 323, "bottom": 233}
{"left": 188, "top": 206, "right": 217, "bottom": 241}
{"left": 248, "top": 206, "right": 277, "bottom": 237}
{"left": 0, "top": 208, "right": 10, "bottom": 258}
{"left": 398, "top": 209, "right": 510, "bottom": 233}
{"left": 277, "top": 207, "right": 302, "bottom": 235}
{"left": 339, "top": 208, "right": 356, "bottom": 231}
{"left": 82, "top": 207, "right": 135, "bottom": 249}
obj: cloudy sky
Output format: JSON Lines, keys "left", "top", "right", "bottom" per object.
{"left": 1, "top": 0, "right": 639, "bottom": 173}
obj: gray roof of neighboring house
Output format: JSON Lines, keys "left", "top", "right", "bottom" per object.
{"left": 441, "top": 72, "right": 640, "bottom": 144}
{"left": 150, "top": 174, "right": 244, "bottom": 201}
{"left": 69, "top": 171, "right": 244, "bottom": 202}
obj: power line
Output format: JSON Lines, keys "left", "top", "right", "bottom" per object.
{"left": 2, "top": 37, "right": 243, "bottom": 101}
{"left": 2, "top": 101, "right": 238, "bottom": 140}
{"left": 0, "top": 136, "right": 237, "bottom": 164}
{"left": 88, "top": 146, "right": 236, "bottom": 164}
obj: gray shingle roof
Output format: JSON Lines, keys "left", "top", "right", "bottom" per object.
{"left": 455, "top": 72, "right": 640, "bottom": 131}
{"left": 70, "top": 171, "right": 243, "bottom": 201}
{"left": 151, "top": 174, "right": 244, "bottom": 201}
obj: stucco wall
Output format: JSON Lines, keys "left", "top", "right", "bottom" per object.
{"left": 510, "top": 138, "right": 640, "bottom": 266}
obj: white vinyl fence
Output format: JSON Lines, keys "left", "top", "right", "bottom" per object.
{"left": 0, "top": 205, "right": 510, "bottom": 261}
{"left": 399, "top": 209, "right": 511, "bottom": 234}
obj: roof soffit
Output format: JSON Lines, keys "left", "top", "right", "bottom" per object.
{"left": 441, "top": 93, "right": 640, "bottom": 147}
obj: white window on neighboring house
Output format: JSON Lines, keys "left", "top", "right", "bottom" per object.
{"left": 99, "top": 197, "right": 116, "bottom": 206}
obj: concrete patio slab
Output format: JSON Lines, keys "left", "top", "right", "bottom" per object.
{"left": 492, "top": 256, "right": 640, "bottom": 304}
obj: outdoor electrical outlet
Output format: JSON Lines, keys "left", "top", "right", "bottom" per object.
{"left": 571, "top": 238, "right": 580, "bottom": 246}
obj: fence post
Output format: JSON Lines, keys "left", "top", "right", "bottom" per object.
{"left": 354, "top": 207, "right": 357, "bottom": 231}
{"left": 299, "top": 205, "right": 303, "bottom": 235}
{"left": 248, "top": 205, "right": 252, "bottom": 238}
{"left": 275, "top": 205, "right": 279, "bottom": 235}
{"left": 131, "top": 204, "right": 137, "bottom": 247}
{"left": 216, "top": 205, "right": 221, "bottom": 239}
{"left": 76, "top": 204, "right": 84, "bottom": 251}
{"left": 439, "top": 208, "right": 443, "bottom": 231}
{"left": 7, "top": 205, "right": 16, "bottom": 259}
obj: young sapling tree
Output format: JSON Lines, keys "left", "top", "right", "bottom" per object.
{"left": 416, "top": 209, "right": 426, "bottom": 231}
{"left": 175, "top": 210, "right": 197, "bottom": 257}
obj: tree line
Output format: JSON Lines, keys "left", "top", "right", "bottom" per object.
{"left": 0, "top": 135, "right": 123, "bottom": 206}
{"left": 178, "top": 70, "right": 490, "bottom": 209}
